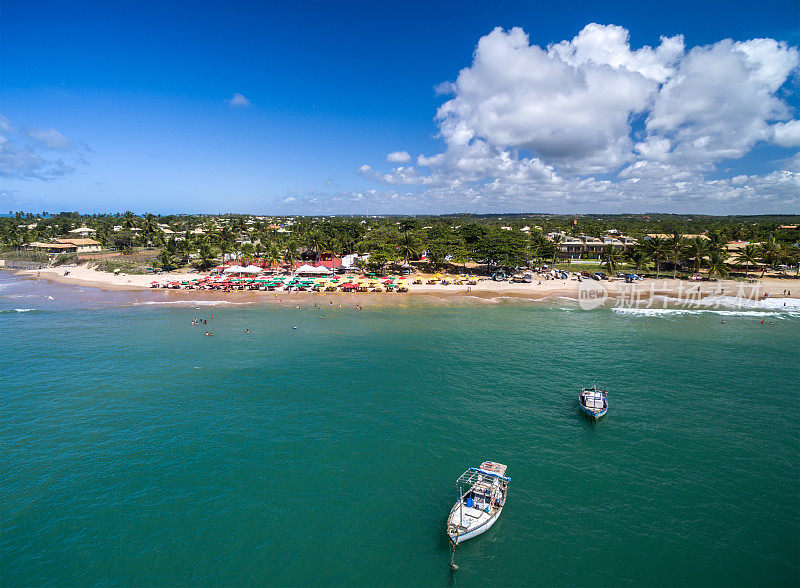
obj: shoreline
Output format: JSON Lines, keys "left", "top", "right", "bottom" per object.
{"left": 7, "top": 264, "right": 800, "bottom": 308}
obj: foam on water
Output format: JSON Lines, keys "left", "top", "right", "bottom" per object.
{"left": 612, "top": 306, "right": 796, "bottom": 318}
{"left": 134, "top": 299, "right": 239, "bottom": 307}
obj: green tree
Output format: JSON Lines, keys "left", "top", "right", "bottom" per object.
{"left": 398, "top": 233, "right": 419, "bottom": 265}
{"left": 666, "top": 233, "right": 685, "bottom": 278}
{"left": 549, "top": 234, "right": 563, "bottom": 265}
{"left": 685, "top": 236, "right": 709, "bottom": 273}
{"left": 706, "top": 251, "right": 729, "bottom": 279}
{"left": 283, "top": 241, "right": 298, "bottom": 269}
{"left": 625, "top": 248, "right": 650, "bottom": 272}
{"left": 600, "top": 245, "right": 622, "bottom": 274}
{"left": 643, "top": 237, "right": 667, "bottom": 278}
{"left": 306, "top": 231, "right": 324, "bottom": 262}
{"left": 196, "top": 243, "right": 216, "bottom": 270}
{"left": 735, "top": 243, "right": 760, "bottom": 275}
{"left": 759, "top": 237, "right": 781, "bottom": 273}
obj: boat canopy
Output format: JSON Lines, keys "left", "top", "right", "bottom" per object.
{"left": 456, "top": 468, "right": 510, "bottom": 487}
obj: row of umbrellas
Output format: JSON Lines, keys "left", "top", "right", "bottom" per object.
{"left": 152, "top": 273, "right": 409, "bottom": 290}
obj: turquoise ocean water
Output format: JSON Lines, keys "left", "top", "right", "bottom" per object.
{"left": 1, "top": 272, "right": 798, "bottom": 586}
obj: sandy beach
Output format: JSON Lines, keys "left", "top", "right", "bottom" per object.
{"left": 11, "top": 264, "right": 800, "bottom": 307}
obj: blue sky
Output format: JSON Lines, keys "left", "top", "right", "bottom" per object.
{"left": 1, "top": 0, "right": 799, "bottom": 214}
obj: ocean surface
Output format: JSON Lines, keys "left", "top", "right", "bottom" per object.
{"left": 1, "top": 271, "right": 798, "bottom": 586}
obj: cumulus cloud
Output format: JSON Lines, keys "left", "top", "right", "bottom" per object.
{"left": 359, "top": 24, "right": 800, "bottom": 211}
{"left": 386, "top": 150, "right": 411, "bottom": 163}
{"left": 227, "top": 93, "right": 252, "bottom": 107}
{"left": 645, "top": 38, "right": 799, "bottom": 166}
{"left": 772, "top": 120, "right": 800, "bottom": 147}
{"left": 0, "top": 115, "right": 85, "bottom": 180}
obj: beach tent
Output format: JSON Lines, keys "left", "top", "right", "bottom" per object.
{"left": 242, "top": 265, "right": 262, "bottom": 274}
{"left": 224, "top": 265, "right": 246, "bottom": 274}
{"left": 296, "top": 264, "right": 333, "bottom": 275}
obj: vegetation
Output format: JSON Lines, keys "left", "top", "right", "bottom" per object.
{"left": 1, "top": 211, "right": 798, "bottom": 278}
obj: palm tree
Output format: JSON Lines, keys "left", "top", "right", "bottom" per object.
{"left": 141, "top": 213, "right": 158, "bottom": 246}
{"left": 685, "top": 236, "right": 710, "bottom": 273}
{"left": 253, "top": 242, "right": 266, "bottom": 265}
{"left": 156, "top": 249, "right": 174, "bottom": 270}
{"left": 241, "top": 242, "right": 256, "bottom": 264}
{"left": 265, "top": 242, "right": 282, "bottom": 270}
{"left": 666, "top": 233, "right": 685, "bottom": 278}
{"left": 706, "top": 231, "right": 725, "bottom": 254}
{"left": 600, "top": 245, "right": 622, "bottom": 274}
{"left": 398, "top": 233, "right": 419, "bottom": 265}
{"left": 759, "top": 237, "right": 781, "bottom": 275}
{"left": 121, "top": 211, "right": 137, "bottom": 229}
{"left": 196, "top": 243, "right": 216, "bottom": 270}
{"left": 305, "top": 231, "right": 324, "bottom": 263}
{"left": 625, "top": 248, "right": 650, "bottom": 272}
{"left": 283, "top": 242, "right": 298, "bottom": 270}
{"left": 528, "top": 232, "right": 546, "bottom": 267}
{"left": 735, "top": 244, "right": 760, "bottom": 275}
{"left": 550, "top": 234, "right": 563, "bottom": 265}
{"left": 706, "top": 251, "right": 729, "bottom": 279}
{"left": 643, "top": 237, "right": 667, "bottom": 278}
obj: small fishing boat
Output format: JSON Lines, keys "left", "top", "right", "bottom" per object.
{"left": 446, "top": 461, "right": 509, "bottom": 547}
{"left": 579, "top": 383, "right": 607, "bottom": 420}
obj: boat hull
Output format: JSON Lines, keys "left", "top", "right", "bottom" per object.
{"left": 448, "top": 506, "right": 502, "bottom": 545}
{"left": 579, "top": 403, "right": 607, "bottom": 420}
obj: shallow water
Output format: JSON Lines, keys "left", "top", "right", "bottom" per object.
{"left": 1, "top": 272, "right": 798, "bottom": 586}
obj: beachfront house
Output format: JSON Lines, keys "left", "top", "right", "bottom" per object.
{"left": 559, "top": 236, "right": 585, "bottom": 259}
{"left": 23, "top": 238, "right": 102, "bottom": 254}
{"left": 580, "top": 235, "right": 605, "bottom": 259}
{"left": 602, "top": 236, "right": 626, "bottom": 250}
{"left": 53, "top": 238, "right": 102, "bottom": 253}
{"left": 24, "top": 241, "right": 79, "bottom": 254}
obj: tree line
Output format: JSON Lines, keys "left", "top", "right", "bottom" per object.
{"left": 1, "top": 212, "right": 798, "bottom": 276}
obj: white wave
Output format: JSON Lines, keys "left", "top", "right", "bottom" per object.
{"left": 652, "top": 294, "right": 800, "bottom": 311}
{"left": 612, "top": 306, "right": 796, "bottom": 318}
{"left": 135, "top": 300, "right": 237, "bottom": 306}
{"left": 696, "top": 295, "right": 800, "bottom": 311}
{"left": 613, "top": 307, "right": 704, "bottom": 316}
{"left": 12, "top": 308, "right": 35, "bottom": 312}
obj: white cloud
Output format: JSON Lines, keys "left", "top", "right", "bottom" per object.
{"left": 227, "top": 93, "right": 252, "bottom": 107}
{"left": 359, "top": 24, "right": 800, "bottom": 212}
{"left": 0, "top": 116, "right": 84, "bottom": 180}
{"left": 433, "top": 25, "right": 685, "bottom": 174}
{"left": 386, "top": 150, "right": 411, "bottom": 163}
{"left": 772, "top": 120, "right": 800, "bottom": 148}
{"left": 26, "top": 128, "right": 72, "bottom": 151}
{"left": 645, "top": 38, "right": 799, "bottom": 166}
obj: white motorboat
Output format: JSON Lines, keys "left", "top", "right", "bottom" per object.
{"left": 446, "top": 461, "right": 509, "bottom": 546}
{"left": 579, "top": 383, "right": 608, "bottom": 420}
